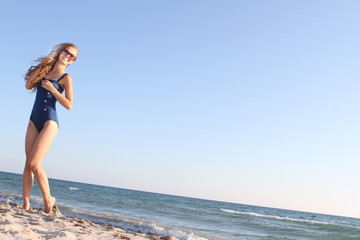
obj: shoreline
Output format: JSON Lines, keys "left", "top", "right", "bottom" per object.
{"left": 0, "top": 201, "right": 177, "bottom": 240}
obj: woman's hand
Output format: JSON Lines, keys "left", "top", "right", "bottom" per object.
{"left": 41, "top": 80, "right": 56, "bottom": 92}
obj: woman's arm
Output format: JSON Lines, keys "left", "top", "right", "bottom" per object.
{"left": 42, "top": 75, "right": 73, "bottom": 110}
{"left": 25, "top": 69, "right": 40, "bottom": 89}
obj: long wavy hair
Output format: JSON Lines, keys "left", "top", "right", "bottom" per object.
{"left": 25, "top": 43, "right": 78, "bottom": 91}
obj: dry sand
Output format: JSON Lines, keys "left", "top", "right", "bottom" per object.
{"left": 0, "top": 201, "right": 177, "bottom": 240}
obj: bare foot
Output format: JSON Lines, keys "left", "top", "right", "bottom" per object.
{"left": 45, "top": 196, "right": 56, "bottom": 214}
{"left": 23, "top": 202, "right": 30, "bottom": 210}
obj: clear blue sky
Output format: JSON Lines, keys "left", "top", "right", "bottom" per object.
{"left": 0, "top": 1, "right": 359, "bottom": 218}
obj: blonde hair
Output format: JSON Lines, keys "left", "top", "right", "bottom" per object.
{"left": 25, "top": 43, "right": 78, "bottom": 91}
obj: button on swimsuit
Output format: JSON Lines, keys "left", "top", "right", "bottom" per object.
{"left": 30, "top": 73, "right": 67, "bottom": 132}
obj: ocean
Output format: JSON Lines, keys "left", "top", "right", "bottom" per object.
{"left": 0, "top": 171, "right": 359, "bottom": 240}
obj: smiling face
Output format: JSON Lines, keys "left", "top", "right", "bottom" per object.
{"left": 59, "top": 46, "right": 78, "bottom": 65}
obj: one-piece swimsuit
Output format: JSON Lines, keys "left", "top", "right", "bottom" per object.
{"left": 30, "top": 73, "right": 67, "bottom": 132}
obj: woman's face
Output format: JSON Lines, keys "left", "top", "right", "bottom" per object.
{"left": 59, "top": 47, "right": 78, "bottom": 65}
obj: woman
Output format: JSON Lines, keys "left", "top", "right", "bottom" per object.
{"left": 23, "top": 43, "right": 78, "bottom": 213}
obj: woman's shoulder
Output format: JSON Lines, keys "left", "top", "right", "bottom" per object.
{"left": 62, "top": 73, "right": 73, "bottom": 81}
{"left": 59, "top": 73, "right": 73, "bottom": 88}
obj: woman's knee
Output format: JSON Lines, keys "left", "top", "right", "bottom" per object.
{"left": 26, "top": 160, "right": 41, "bottom": 173}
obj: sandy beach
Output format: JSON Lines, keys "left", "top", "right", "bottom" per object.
{"left": 0, "top": 201, "right": 176, "bottom": 240}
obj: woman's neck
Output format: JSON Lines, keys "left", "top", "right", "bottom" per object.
{"left": 51, "top": 61, "right": 67, "bottom": 74}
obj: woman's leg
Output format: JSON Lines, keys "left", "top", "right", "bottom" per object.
{"left": 22, "top": 121, "right": 39, "bottom": 210}
{"left": 26, "top": 120, "right": 58, "bottom": 213}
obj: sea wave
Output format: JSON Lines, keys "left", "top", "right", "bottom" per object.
{"left": 0, "top": 191, "right": 210, "bottom": 240}
{"left": 58, "top": 203, "right": 210, "bottom": 240}
{"left": 0, "top": 191, "right": 22, "bottom": 203}
{"left": 220, "top": 208, "right": 330, "bottom": 225}
{"left": 69, "top": 187, "right": 82, "bottom": 191}
{"left": 0, "top": 191, "right": 45, "bottom": 209}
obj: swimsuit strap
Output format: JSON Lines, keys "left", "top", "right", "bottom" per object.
{"left": 57, "top": 73, "right": 68, "bottom": 82}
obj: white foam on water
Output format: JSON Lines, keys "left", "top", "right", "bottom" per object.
{"left": 220, "top": 208, "right": 330, "bottom": 225}
{"left": 57, "top": 202, "right": 212, "bottom": 240}
{"left": 0, "top": 191, "right": 22, "bottom": 203}
{"left": 0, "top": 191, "right": 211, "bottom": 239}
{"left": 69, "top": 187, "right": 81, "bottom": 191}
{"left": 0, "top": 191, "right": 48, "bottom": 209}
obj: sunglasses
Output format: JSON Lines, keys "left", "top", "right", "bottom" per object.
{"left": 62, "top": 48, "right": 77, "bottom": 61}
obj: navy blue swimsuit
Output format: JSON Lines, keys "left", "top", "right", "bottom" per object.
{"left": 30, "top": 74, "right": 66, "bottom": 132}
